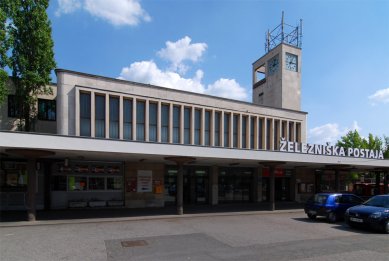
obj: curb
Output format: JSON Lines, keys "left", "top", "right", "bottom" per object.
{"left": 0, "top": 209, "right": 304, "bottom": 228}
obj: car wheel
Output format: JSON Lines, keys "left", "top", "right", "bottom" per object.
{"left": 307, "top": 213, "right": 316, "bottom": 220}
{"left": 327, "top": 212, "right": 337, "bottom": 223}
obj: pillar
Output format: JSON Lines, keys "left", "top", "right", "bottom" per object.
{"left": 269, "top": 165, "right": 275, "bottom": 211}
{"left": 210, "top": 166, "right": 218, "bottom": 205}
{"left": 27, "top": 159, "right": 37, "bottom": 221}
{"left": 375, "top": 172, "right": 381, "bottom": 195}
{"left": 177, "top": 163, "right": 184, "bottom": 215}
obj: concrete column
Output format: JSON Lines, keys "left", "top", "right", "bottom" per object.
{"left": 157, "top": 101, "right": 161, "bottom": 142}
{"left": 105, "top": 93, "right": 109, "bottom": 139}
{"left": 269, "top": 164, "right": 275, "bottom": 211}
{"left": 238, "top": 114, "right": 242, "bottom": 148}
{"left": 169, "top": 103, "right": 173, "bottom": 143}
{"left": 263, "top": 117, "right": 267, "bottom": 150}
{"left": 201, "top": 108, "right": 205, "bottom": 145}
{"left": 119, "top": 96, "right": 124, "bottom": 139}
{"left": 210, "top": 166, "right": 218, "bottom": 205}
{"left": 375, "top": 172, "right": 381, "bottom": 195}
{"left": 229, "top": 114, "right": 234, "bottom": 148}
{"left": 180, "top": 105, "right": 184, "bottom": 144}
{"left": 145, "top": 99, "right": 149, "bottom": 141}
{"left": 177, "top": 163, "right": 184, "bottom": 215}
{"left": 191, "top": 107, "right": 195, "bottom": 145}
{"left": 132, "top": 97, "right": 137, "bottom": 140}
{"left": 75, "top": 89, "right": 80, "bottom": 136}
{"left": 335, "top": 170, "right": 340, "bottom": 192}
{"left": 27, "top": 159, "right": 37, "bottom": 221}
{"left": 220, "top": 111, "right": 224, "bottom": 147}
{"left": 91, "top": 92, "right": 95, "bottom": 137}
{"left": 210, "top": 110, "right": 215, "bottom": 146}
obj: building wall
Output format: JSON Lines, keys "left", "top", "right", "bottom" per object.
{"left": 0, "top": 80, "right": 57, "bottom": 134}
{"left": 56, "top": 69, "right": 307, "bottom": 149}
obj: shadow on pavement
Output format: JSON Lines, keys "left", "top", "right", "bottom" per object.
{"left": 1, "top": 202, "right": 304, "bottom": 222}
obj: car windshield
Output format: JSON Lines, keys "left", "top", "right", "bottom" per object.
{"left": 363, "top": 196, "right": 389, "bottom": 207}
{"left": 312, "top": 194, "right": 329, "bottom": 204}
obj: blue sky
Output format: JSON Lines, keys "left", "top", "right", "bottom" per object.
{"left": 50, "top": 0, "right": 389, "bottom": 145}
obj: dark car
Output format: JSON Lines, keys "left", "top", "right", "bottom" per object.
{"left": 345, "top": 194, "right": 389, "bottom": 233}
{"left": 304, "top": 193, "right": 364, "bottom": 223}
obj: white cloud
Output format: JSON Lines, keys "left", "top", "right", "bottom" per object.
{"left": 368, "top": 88, "right": 389, "bottom": 105}
{"left": 118, "top": 60, "right": 249, "bottom": 101}
{"left": 157, "top": 36, "right": 207, "bottom": 74}
{"left": 308, "top": 121, "right": 361, "bottom": 145}
{"left": 206, "top": 78, "right": 248, "bottom": 100}
{"left": 55, "top": 0, "right": 81, "bottom": 16}
{"left": 56, "top": 0, "right": 151, "bottom": 26}
{"left": 118, "top": 61, "right": 205, "bottom": 93}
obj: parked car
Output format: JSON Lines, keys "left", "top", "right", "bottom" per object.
{"left": 345, "top": 194, "right": 389, "bottom": 233}
{"left": 304, "top": 193, "right": 364, "bottom": 223}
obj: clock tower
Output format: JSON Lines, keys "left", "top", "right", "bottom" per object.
{"left": 252, "top": 13, "right": 303, "bottom": 111}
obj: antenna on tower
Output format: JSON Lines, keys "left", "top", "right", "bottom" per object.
{"left": 265, "top": 12, "right": 303, "bottom": 52}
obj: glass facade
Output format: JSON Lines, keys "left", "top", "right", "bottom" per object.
{"left": 136, "top": 101, "right": 145, "bottom": 141}
{"left": 123, "top": 99, "right": 132, "bottom": 140}
{"left": 184, "top": 107, "right": 191, "bottom": 144}
{"left": 95, "top": 95, "right": 105, "bottom": 138}
{"left": 173, "top": 105, "right": 180, "bottom": 143}
{"left": 80, "top": 93, "right": 91, "bottom": 137}
{"left": 149, "top": 103, "right": 157, "bottom": 142}
{"left": 194, "top": 109, "right": 201, "bottom": 145}
{"left": 224, "top": 113, "right": 230, "bottom": 147}
{"left": 161, "top": 104, "right": 169, "bottom": 143}
{"left": 204, "top": 111, "right": 210, "bottom": 146}
{"left": 109, "top": 96, "right": 119, "bottom": 139}
{"left": 77, "top": 90, "right": 302, "bottom": 150}
{"left": 214, "top": 112, "right": 221, "bottom": 146}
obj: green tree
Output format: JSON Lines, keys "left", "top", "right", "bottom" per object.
{"left": 383, "top": 135, "right": 389, "bottom": 159}
{"left": 2, "top": 0, "right": 56, "bottom": 131}
{"left": 336, "top": 130, "right": 365, "bottom": 149}
{"left": 0, "top": 1, "right": 13, "bottom": 103}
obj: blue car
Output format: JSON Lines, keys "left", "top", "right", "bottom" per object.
{"left": 345, "top": 194, "right": 389, "bottom": 233}
{"left": 304, "top": 193, "right": 364, "bottom": 223}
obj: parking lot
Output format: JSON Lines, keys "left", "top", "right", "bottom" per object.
{"left": 1, "top": 210, "right": 388, "bottom": 261}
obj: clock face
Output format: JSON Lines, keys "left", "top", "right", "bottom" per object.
{"left": 285, "top": 53, "right": 298, "bottom": 72}
{"left": 268, "top": 55, "right": 279, "bottom": 75}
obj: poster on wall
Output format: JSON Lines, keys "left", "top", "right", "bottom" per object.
{"left": 137, "top": 170, "right": 152, "bottom": 192}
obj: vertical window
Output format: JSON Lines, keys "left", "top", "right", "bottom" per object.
{"left": 161, "top": 104, "right": 169, "bottom": 143}
{"left": 80, "top": 93, "right": 91, "bottom": 136}
{"left": 224, "top": 113, "right": 230, "bottom": 147}
{"left": 242, "top": 116, "right": 247, "bottom": 148}
{"left": 95, "top": 95, "right": 105, "bottom": 138}
{"left": 258, "top": 118, "right": 263, "bottom": 149}
{"left": 109, "top": 96, "right": 119, "bottom": 139}
{"left": 123, "top": 99, "right": 132, "bottom": 140}
{"left": 250, "top": 117, "right": 255, "bottom": 149}
{"left": 194, "top": 109, "right": 201, "bottom": 145}
{"left": 282, "top": 121, "right": 287, "bottom": 139}
{"left": 136, "top": 101, "right": 145, "bottom": 141}
{"left": 204, "top": 111, "right": 210, "bottom": 146}
{"left": 214, "top": 112, "right": 221, "bottom": 147}
{"left": 173, "top": 105, "right": 180, "bottom": 143}
{"left": 289, "top": 122, "right": 294, "bottom": 142}
{"left": 296, "top": 123, "right": 301, "bottom": 142}
{"left": 184, "top": 107, "right": 191, "bottom": 144}
{"left": 266, "top": 119, "right": 272, "bottom": 150}
{"left": 149, "top": 103, "right": 157, "bottom": 142}
{"left": 233, "top": 114, "right": 238, "bottom": 148}
{"left": 7, "top": 95, "right": 22, "bottom": 118}
{"left": 38, "top": 99, "right": 56, "bottom": 121}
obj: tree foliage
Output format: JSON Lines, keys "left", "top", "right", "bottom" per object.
{"left": 336, "top": 130, "right": 388, "bottom": 159}
{"left": 1, "top": 0, "right": 56, "bottom": 131}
